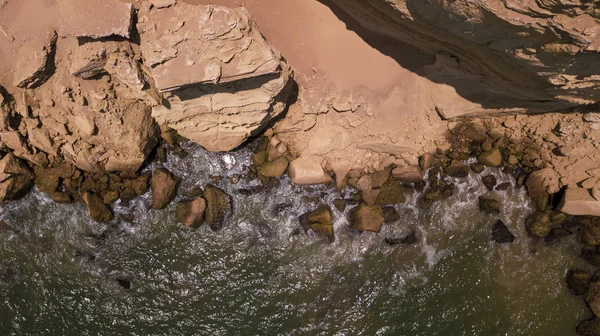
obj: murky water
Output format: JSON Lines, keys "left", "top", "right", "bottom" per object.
{"left": 0, "top": 143, "right": 591, "bottom": 335}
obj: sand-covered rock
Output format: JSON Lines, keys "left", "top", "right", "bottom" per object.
{"left": 13, "top": 30, "right": 57, "bottom": 89}
{"left": 58, "top": 0, "right": 132, "bottom": 38}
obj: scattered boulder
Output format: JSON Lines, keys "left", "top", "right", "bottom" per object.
{"left": 302, "top": 206, "right": 334, "bottom": 241}
{"left": 375, "top": 178, "right": 405, "bottom": 206}
{"left": 481, "top": 175, "right": 497, "bottom": 191}
{"left": 470, "top": 162, "right": 485, "bottom": 174}
{"left": 567, "top": 269, "right": 592, "bottom": 296}
{"left": 559, "top": 187, "right": 600, "bottom": 217}
{"left": 82, "top": 192, "right": 113, "bottom": 223}
{"left": 352, "top": 203, "right": 384, "bottom": 233}
{"left": 525, "top": 212, "right": 553, "bottom": 237}
{"left": 494, "top": 182, "right": 511, "bottom": 191}
{"left": 203, "top": 185, "right": 232, "bottom": 231}
{"left": 478, "top": 197, "right": 500, "bottom": 213}
{"left": 333, "top": 199, "right": 347, "bottom": 212}
{"left": 176, "top": 197, "right": 207, "bottom": 228}
{"left": 526, "top": 168, "right": 560, "bottom": 197}
{"left": 491, "top": 220, "right": 515, "bottom": 243}
{"left": 258, "top": 156, "right": 289, "bottom": 178}
{"left": 151, "top": 168, "right": 180, "bottom": 209}
{"left": 391, "top": 165, "right": 423, "bottom": 183}
{"left": 444, "top": 161, "right": 470, "bottom": 178}
{"left": 477, "top": 148, "right": 502, "bottom": 167}
{"left": 0, "top": 153, "right": 34, "bottom": 201}
{"left": 288, "top": 157, "right": 332, "bottom": 185}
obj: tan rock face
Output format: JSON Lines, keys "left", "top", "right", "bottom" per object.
{"left": 324, "top": 0, "right": 600, "bottom": 114}
{"left": 559, "top": 187, "right": 600, "bottom": 216}
{"left": 138, "top": 2, "right": 294, "bottom": 152}
{"left": 13, "top": 30, "right": 57, "bottom": 89}
{"left": 288, "top": 157, "right": 332, "bottom": 185}
{"left": 0, "top": 153, "right": 34, "bottom": 201}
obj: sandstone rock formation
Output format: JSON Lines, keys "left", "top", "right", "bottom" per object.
{"left": 138, "top": 2, "right": 293, "bottom": 152}
{"left": 0, "top": 153, "right": 34, "bottom": 201}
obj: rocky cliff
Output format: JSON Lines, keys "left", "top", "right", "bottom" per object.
{"left": 321, "top": 0, "right": 600, "bottom": 117}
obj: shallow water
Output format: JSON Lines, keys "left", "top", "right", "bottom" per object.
{"left": 0, "top": 143, "right": 591, "bottom": 335}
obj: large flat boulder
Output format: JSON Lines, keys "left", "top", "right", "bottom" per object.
{"left": 13, "top": 30, "right": 57, "bottom": 89}
{"left": 139, "top": 2, "right": 293, "bottom": 152}
{"left": 559, "top": 187, "right": 600, "bottom": 217}
{"left": 58, "top": 0, "right": 132, "bottom": 38}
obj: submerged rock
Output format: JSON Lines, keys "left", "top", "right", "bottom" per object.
{"left": 577, "top": 317, "right": 600, "bottom": 336}
{"left": 587, "top": 272, "right": 600, "bottom": 318}
{"left": 491, "top": 220, "right": 514, "bottom": 243}
{"left": 567, "top": 269, "right": 592, "bottom": 296}
{"left": 385, "top": 231, "right": 418, "bottom": 245}
{"left": 151, "top": 168, "right": 180, "bottom": 210}
{"left": 470, "top": 162, "right": 485, "bottom": 174}
{"left": 176, "top": 197, "right": 207, "bottom": 229}
{"left": 352, "top": 203, "right": 384, "bottom": 233}
{"left": 82, "top": 192, "right": 113, "bottom": 223}
{"left": 203, "top": 185, "right": 232, "bottom": 231}
{"left": 478, "top": 197, "right": 500, "bottom": 213}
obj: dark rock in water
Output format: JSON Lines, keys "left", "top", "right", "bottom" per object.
{"left": 478, "top": 148, "right": 502, "bottom": 167}
{"left": 382, "top": 206, "right": 400, "bottom": 223}
{"left": 481, "top": 175, "right": 497, "bottom": 191}
{"left": 74, "top": 249, "right": 97, "bottom": 261}
{"left": 156, "top": 146, "right": 167, "bottom": 163}
{"left": 272, "top": 203, "right": 292, "bottom": 216}
{"left": 333, "top": 199, "right": 347, "bottom": 212}
{"left": 566, "top": 269, "right": 592, "bottom": 296}
{"left": 413, "top": 180, "right": 426, "bottom": 192}
{"left": 479, "top": 197, "right": 500, "bottom": 213}
{"left": 494, "top": 182, "right": 511, "bottom": 191}
{"left": 491, "top": 220, "right": 515, "bottom": 243}
{"left": 470, "top": 162, "right": 485, "bottom": 174}
{"left": 302, "top": 206, "right": 334, "bottom": 242}
{"left": 203, "top": 185, "right": 232, "bottom": 231}
{"left": 581, "top": 217, "right": 600, "bottom": 246}
{"left": 0, "top": 220, "right": 10, "bottom": 231}
{"left": 587, "top": 272, "right": 600, "bottom": 318}
{"left": 582, "top": 248, "right": 600, "bottom": 267}
{"left": 176, "top": 197, "right": 207, "bottom": 228}
{"left": 525, "top": 212, "right": 553, "bottom": 238}
{"left": 151, "top": 168, "right": 180, "bottom": 210}
{"left": 115, "top": 277, "right": 131, "bottom": 290}
{"left": 258, "top": 156, "right": 289, "bottom": 178}
{"left": 444, "top": 161, "right": 470, "bottom": 178}
{"left": 184, "top": 186, "right": 204, "bottom": 198}
{"left": 82, "top": 192, "right": 113, "bottom": 223}
{"left": 0, "top": 262, "right": 20, "bottom": 284}
{"left": 577, "top": 317, "right": 600, "bottom": 336}
{"left": 375, "top": 178, "right": 405, "bottom": 206}
{"left": 385, "top": 231, "right": 418, "bottom": 245}
{"left": 545, "top": 228, "right": 572, "bottom": 244}
{"left": 352, "top": 203, "right": 384, "bottom": 233}
{"left": 120, "top": 213, "right": 135, "bottom": 223}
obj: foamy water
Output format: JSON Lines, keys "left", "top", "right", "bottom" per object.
{"left": 0, "top": 142, "right": 590, "bottom": 335}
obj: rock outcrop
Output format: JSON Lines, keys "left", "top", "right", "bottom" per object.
{"left": 139, "top": 2, "right": 294, "bottom": 152}
{"left": 321, "top": 0, "right": 600, "bottom": 116}
{"left": 0, "top": 153, "right": 34, "bottom": 201}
